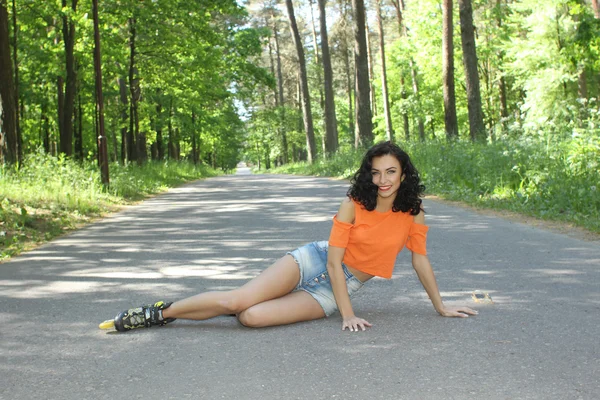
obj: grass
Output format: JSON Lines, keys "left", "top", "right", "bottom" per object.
{"left": 268, "top": 137, "right": 600, "bottom": 234}
{"left": 0, "top": 151, "right": 222, "bottom": 260}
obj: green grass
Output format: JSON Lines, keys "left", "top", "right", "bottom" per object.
{"left": 268, "top": 137, "right": 600, "bottom": 233}
{"left": 0, "top": 151, "right": 222, "bottom": 260}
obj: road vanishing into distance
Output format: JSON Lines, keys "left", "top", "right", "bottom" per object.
{"left": 2, "top": 170, "right": 599, "bottom": 399}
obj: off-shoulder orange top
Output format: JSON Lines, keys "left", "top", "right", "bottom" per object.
{"left": 328, "top": 200, "right": 429, "bottom": 279}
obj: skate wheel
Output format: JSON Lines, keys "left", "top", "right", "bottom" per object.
{"left": 99, "top": 319, "right": 115, "bottom": 330}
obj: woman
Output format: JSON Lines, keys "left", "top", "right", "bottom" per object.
{"left": 102, "top": 141, "right": 477, "bottom": 333}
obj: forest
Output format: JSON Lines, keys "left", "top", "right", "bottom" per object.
{"left": 0, "top": 0, "right": 599, "bottom": 257}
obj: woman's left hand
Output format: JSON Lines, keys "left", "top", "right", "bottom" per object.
{"left": 438, "top": 306, "right": 478, "bottom": 318}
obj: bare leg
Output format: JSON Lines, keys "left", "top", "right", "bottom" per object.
{"left": 162, "top": 255, "right": 300, "bottom": 321}
{"left": 237, "top": 291, "right": 326, "bottom": 328}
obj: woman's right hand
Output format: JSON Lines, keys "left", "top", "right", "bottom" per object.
{"left": 342, "top": 316, "right": 372, "bottom": 332}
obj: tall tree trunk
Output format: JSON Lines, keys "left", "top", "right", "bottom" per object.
{"left": 191, "top": 111, "right": 197, "bottom": 164}
{"left": 60, "top": 0, "right": 77, "bottom": 156}
{"left": 168, "top": 97, "right": 175, "bottom": 159}
{"left": 92, "top": 0, "right": 108, "bottom": 184}
{"left": 494, "top": 0, "right": 508, "bottom": 132}
{"left": 128, "top": 17, "right": 139, "bottom": 162}
{"left": 271, "top": 14, "right": 288, "bottom": 164}
{"left": 442, "top": 0, "right": 459, "bottom": 139}
{"left": 339, "top": 0, "right": 354, "bottom": 139}
{"left": 0, "top": 0, "right": 18, "bottom": 164}
{"left": 285, "top": 0, "right": 317, "bottom": 163}
{"left": 11, "top": 0, "right": 20, "bottom": 157}
{"left": 57, "top": 76, "right": 64, "bottom": 145}
{"left": 352, "top": 0, "right": 373, "bottom": 147}
{"left": 390, "top": 0, "right": 410, "bottom": 140}
{"left": 458, "top": 0, "right": 485, "bottom": 141}
{"left": 74, "top": 92, "right": 82, "bottom": 159}
{"left": 376, "top": 0, "right": 393, "bottom": 141}
{"left": 41, "top": 101, "right": 50, "bottom": 153}
{"left": 591, "top": 0, "right": 600, "bottom": 106}
{"left": 155, "top": 100, "right": 163, "bottom": 160}
{"left": 118, "top": 77, "right": 128, "bottom": 163}
{"left": 365, "top": 18, "right": 377, "bottom": 117}
{"left": 309, "top": 0, "right": 326, "bottom": 153}
{"left": 401, "top": 76, "right": 410, "bottom": 139}
{"left": 318, "top": 0, "right": 338, "bottom": 154}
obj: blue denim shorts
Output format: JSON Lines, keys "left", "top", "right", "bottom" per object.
{"left": 287, "top": 241, "right": 364, "bottom": 317}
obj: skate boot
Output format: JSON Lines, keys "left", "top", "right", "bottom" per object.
{"left": 112, "top": 301, "right": 176, "bottom": 332}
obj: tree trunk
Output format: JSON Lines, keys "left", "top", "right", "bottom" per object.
{"left": 128, "top": 17, "right": 139, "bottom": 162}
{"left": 11, "top": 0, "right": 20, "bottom": 157}
{"left": 271, "top": 14, "right": 288, "bottom": 164}
{"left": 352, "top": 0, "right": 373, "bottom": 147}
{"left": 376, "top": 0, "right": 393, "bottom": 142}
{"left": 338, "top": 0, "right": 354, "bottom": 139}
{"left": 458, "top": 0, "right": 485, "bottom": 141}
{"left": 391, "top": 0, "right": 409, "bottom": 140}
{"left": 494, "top": 0, "right": 508, "bottom": 132}
{"left": 60, "top": 0, "right": 77, "bottom": 156}
{"left": 41, "top": 102, "right": 50, "bottom": 153}
{"left": 591, "top": 0, "right": 600, "bottom": 106}
{"left": 93, "top": 0, "right": 108, "bottom": 184}
{"left": 365, "top": 18, "right": 377, "bottom": 117}
{"left": 318, "top": 0, "right": 338, "bottom": 154}
{"left": 442, "top": 0, "right": 459, "bottom": 139}
{"left": 401, "top": 76, "right": 410, "bottom": 139}
{"left": 74, "top": 92, "right": 82, "bottom": 159}
{"left": 285, "top": 0, "right": 317, "bottom": 163}
{"left": 118, "top": 77, "right": 128, "bottom": 163}
{"left": 191, "top": 111, "right": 197, "bottom": 164}
{"left": 309, "top": 0, "right": 326, "bottom": 154}
{"left": 0, "top": 0, "right": 18, "bottom": 164}
{"left": 57, "top": 76, "right": 64, "bottom": 145}
{"left": 155, "top": 100, "right": 163, "bottom": 160}
{"left": 168, "top": 97, "right": 175, "bottom": 159}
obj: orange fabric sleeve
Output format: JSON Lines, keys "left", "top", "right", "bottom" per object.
{"left": 405, "top": 222, "right": 429, "bottom": 255}
{"left": 328, "top": 215, "right": 353, "bottom": 248}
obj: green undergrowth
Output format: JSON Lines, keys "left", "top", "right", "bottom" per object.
{"left": 0, "top": 151, "right": 221, "bottom": 260}
{"left": 268, "top": 137, "right": 600, "bottom": 234}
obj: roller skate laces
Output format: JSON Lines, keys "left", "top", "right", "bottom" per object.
{"left": 113, "top": 301, "right": 176, "bottom": 332}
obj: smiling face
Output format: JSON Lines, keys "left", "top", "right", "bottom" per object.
{"left": 371, "top": 154, "right": 404, "bottom": 200}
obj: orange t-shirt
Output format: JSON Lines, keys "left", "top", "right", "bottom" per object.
{"left": 328, "top": 200, "right": 429, "bottom": 279}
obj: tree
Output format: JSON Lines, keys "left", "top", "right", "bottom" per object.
{"left": 285, "top": 0, "right": 317, "bottom": 162}
{"left": 352, "top": 0, "right": 373, "bottom": 147}
{"left": 458, "top": 0, "right": 485, "bottom": 141}
{"left": 376, "top": 0, "right": 393, "bottom": 141}
{"left": 0, "top": 0, "right": 19, "bottom": 164}
{"left": 317, "top": 0, "right": 339, "bottom": 154}
{"left": 92, "top": 0, "right": 109, "bottom": 184}
{"left": 442, "top": 0, "right": 458, "bottom": 139}
{"left": 59, "top": 0, "right": 78, "bottom": 156}
{"left": 270, "top": 11, "right": 289, "bottom": 163}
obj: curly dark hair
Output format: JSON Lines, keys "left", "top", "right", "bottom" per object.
{"left": 348, "top": 141, "right": 425, "bottom": 215}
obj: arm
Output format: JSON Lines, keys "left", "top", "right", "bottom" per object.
{"left": 327, "top": 198, "right": 372, "bottom": 331}
{"left": 411, "top": 211, "right": 478, "bottom": 318}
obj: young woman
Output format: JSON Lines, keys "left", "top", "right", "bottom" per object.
{"left": 102, "top": 141, "right": 477, "bottom": 333}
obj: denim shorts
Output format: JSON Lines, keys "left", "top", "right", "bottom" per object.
{"left": 287, "top": 241, "right": 365, "bottom": 317}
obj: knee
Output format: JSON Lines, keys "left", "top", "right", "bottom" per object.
{"left": 237, "top": 308, "right": 265, "bottom": 328}
{"left": 218, "top": 292, "right": 247, "bottom": 315}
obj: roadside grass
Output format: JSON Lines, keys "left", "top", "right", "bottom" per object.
{"left": 0, "top": 151, "right": 221, "bottom": 260}
{"left": 268, "top": 137, "right": 600, "bottom": 234}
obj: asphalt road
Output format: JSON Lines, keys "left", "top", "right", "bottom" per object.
{"left": 1, "top": 173, "right": 599, "bottom": 400}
